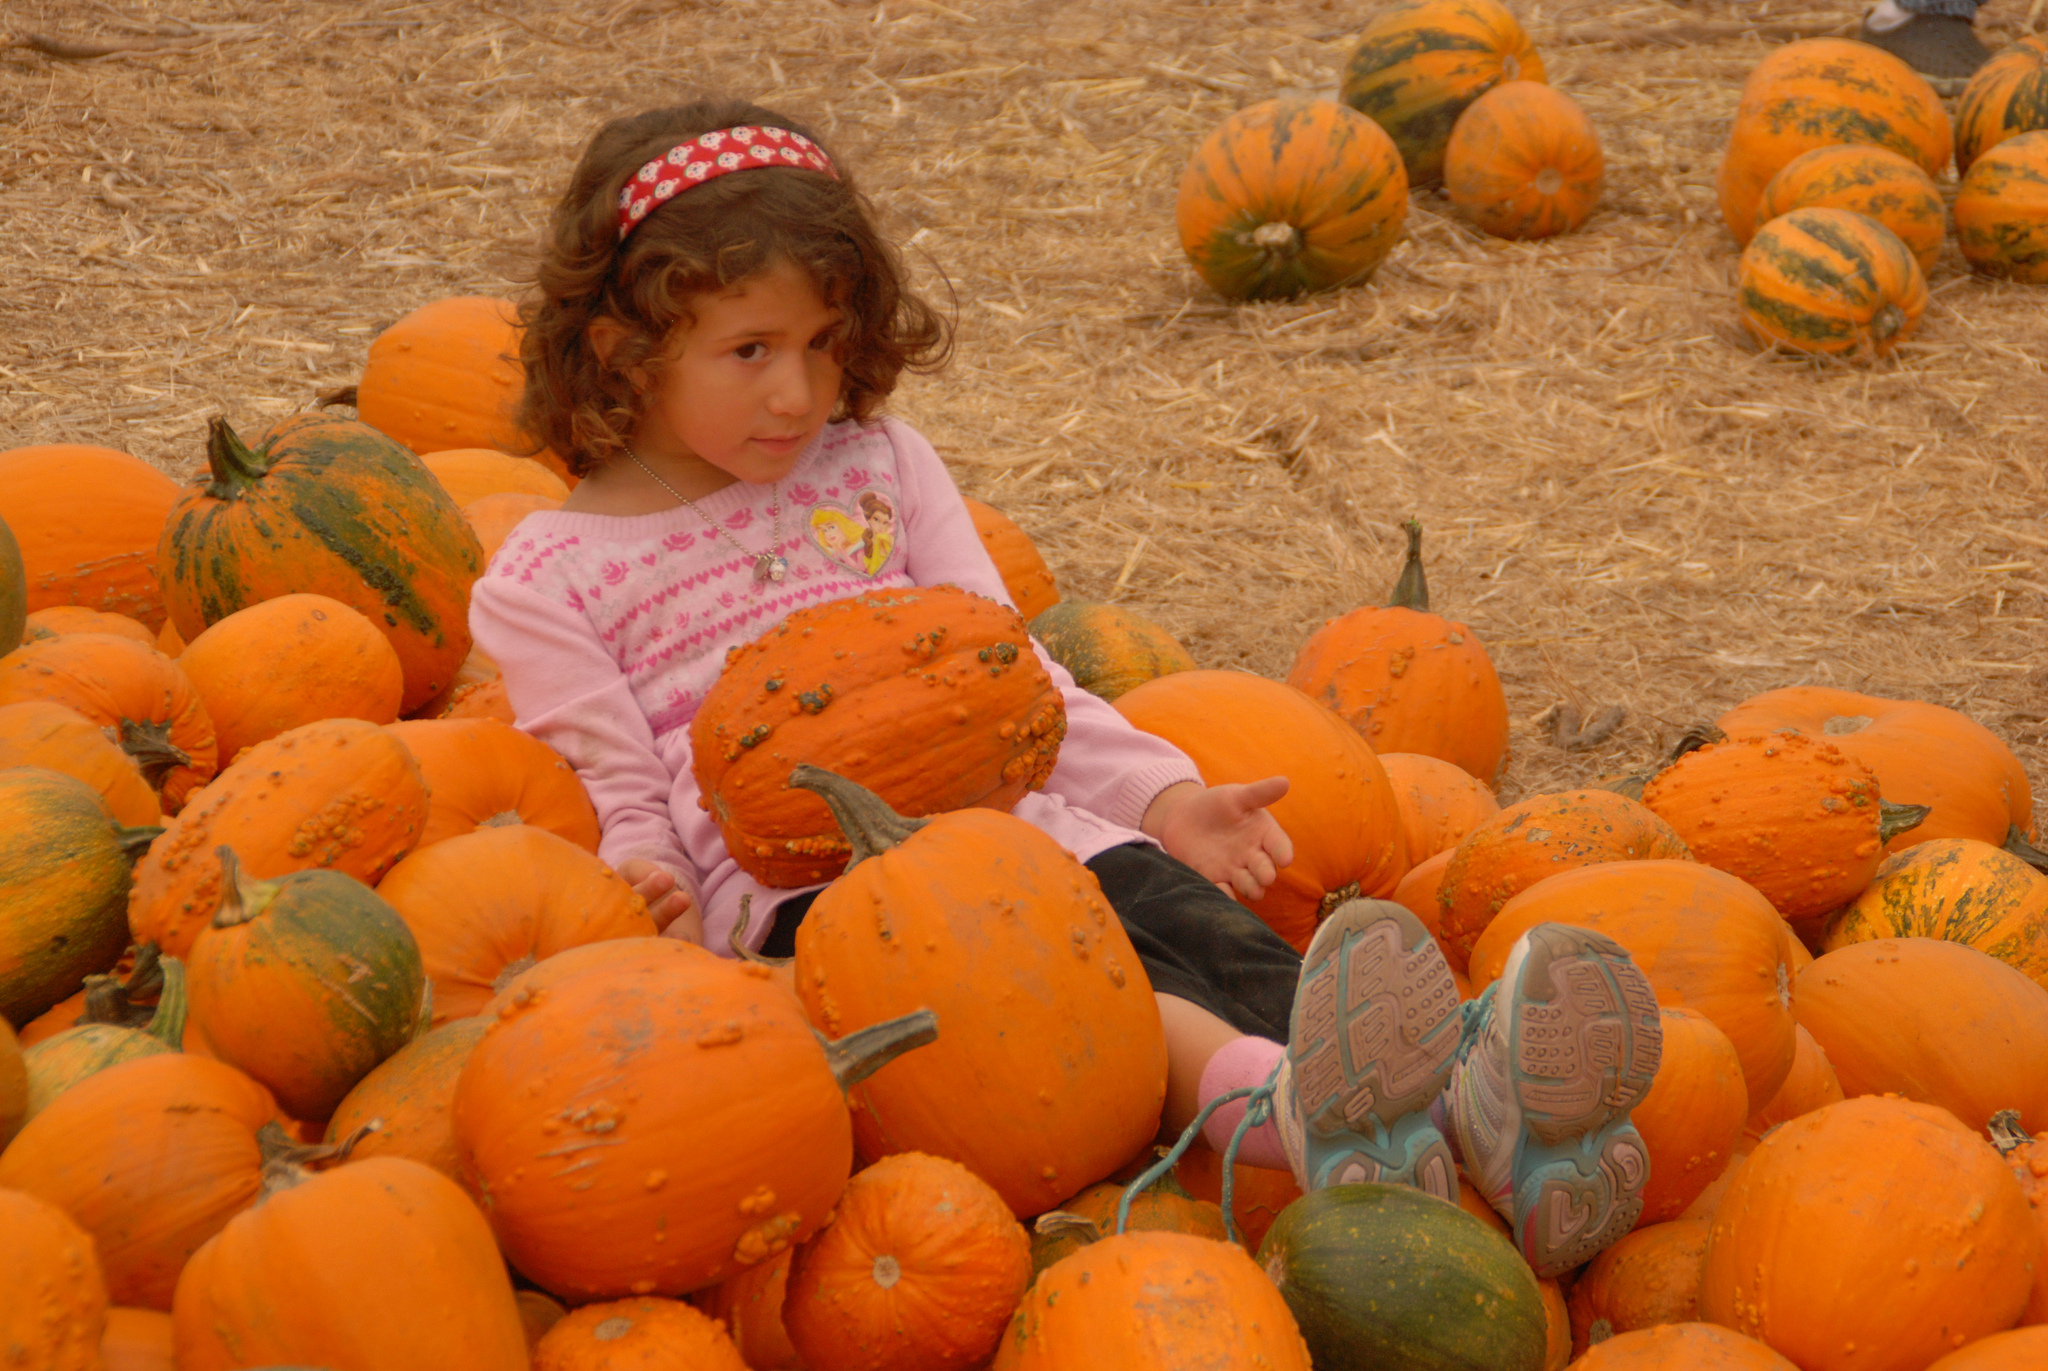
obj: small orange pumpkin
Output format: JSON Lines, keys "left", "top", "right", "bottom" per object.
{"left": 1956, "top": 34, "right": 2048, "bottom": 173}
{"left": 1340, "top": 0, "right": 1546, "bottom": 187}
{"left": 441, "top": 676, "right": 515, "bottom": 723}
{"left": 691, "top": 1252, "right": 801, "bottom": 1370}
{"left": 1380, "top": 752, "right": 1501, "bottom": 860}
{"left": 533, "top": 1297, "right": 747, "bottom": 1371}
{"left": 323, "top": 1016, "right": 487, "bottom": 1179}
{"left": 0, "top": 443, "right": 181, "bottom": 628}
{"left": 1567, "top": 1218, "right": 1710, "bottom": 1357}
{"left": 1028, "top": 600, "right": 1197, "bottom": 703}
{"left": 422, "top": 447, "right": 569, "bottom": 507}
{"left": 385, "top": 716, "right": 599, "bottom": 853}
{"left": 963, "top": 497, "right": 1059, "bottom": 620}
{"left": 1823, "top": 837, "right": 2048, "bottom": 984}
{"left": 1753, "top": 144, "right": 1947, "bottom": 275}
{"left": 1174, "top": 1147, "right": 1303, "bottom": 1254}
{"left": 1575, "top": 1323, "right": 1796, "bottom": 1370}
{"left": 1445, "top": 81, "right": 1603, "bottom": 239}
{"left": 1738, "top": 208, "right": 1927, "bottom": 361}
{"left": 0, "top": 699, "right": 160, "bottom": 825}
{"left": 1744, "top": 1023, "right": 1843, "bottom": 1141}
{"left": 1629, "top": 1009, "right": 1748, "bottom": 1226}
{"left": 0, "top": 1187, "right": 109, "bottom": 1371}
{"left": 465, "top": 491, "right": 562, "bottom": 563}
{"left": 1393, "top": 847, "right": 1457, "bottom": 966}
{"left": 26, "top": 606, "right": 158, "bottom": 645}
{"left": 1954, "top": 129, "right": 2048, "bottom": 283}
{"left": 1929, "top": 1327, "right": 2048, "bottom": 1370}
{"left": 0, "top": 632, "right": 218, "bottom": 809}
{"left": 1995, "top": 1118, "right": 2048, "bottom": 1324}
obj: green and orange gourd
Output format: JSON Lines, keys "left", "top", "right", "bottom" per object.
{"left": 1029, "top": 600, "right": 1197, "bottom": 703}
{"left": 1340, "top": 0, "right": 1545, "bottom": 187}
{"left": 1823, "top": 837, "right": 2048, "bottom": 983}
{"left": 1737, "top": 207, "right": 1927, "bottom": 360}
{"left": 1752, "top": 144, "right": 1946, "bottom": 276}
{"left": 1444, "top": 80, "right": 1603, "bottom": 240}
{"left": 1955, "top": 34, "right": 2048, "bottom": 173}
{"left": 1954, "top": 129, "right": 2048, "bottom": 284}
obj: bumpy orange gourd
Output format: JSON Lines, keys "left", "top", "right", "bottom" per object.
{"left": 1567, "top": 1219, "right": 1710, "bottom": 1357}
{"left": 1794, "top": 937, "right": 2048, "bottom": 1133}
{"left": 324, "top": 1016, "right": 488, "bottom": 1180}
{"left": 0, "top": 1187, "right": 109, "bottom": 1371}
{"left": 690, "top": 586, "right": 1065, "bottom": 887}
{"left": 171, "top": 1156, "right": 529, "bottom": 1371}
{"left": 1930, "top": 1327, "right": 2048, "bottom": 1369}
{"left": 1340, "top": 0, "right": 1546, "bottom": 186}
{"left": 1629, "top": 1009, "right": 1748, "bottom": 1225}
{"left": 376, "top": 825, "right": 655, "bottom": 1021}
{"left": 692, "top": 1251, "right": 802, "bottom": 1370}
{"left": 1445, "top": 81, "right": 1603, "bottom": 239}
{"left": 0, "top": 699, "right": 160, "bottom": 825}
{"left": 1717, "top": 38, "right": 1950, "bottom": 244}
{"left": 100, "top": 1306, "right": 176, "bottom": 1371}
{"left": 128, "top": 717, "right": 428, "bottom": 958}
{"left": 1176, "top": 95, "right": 1409, "bottom": 300}
{"left": 533, "top": 1296, "right": 747, "bottom": 1371}
{"left": 386, "top": 716, "right": 600, "bottom": 853}
{"left": 793, "top": 770, "right": 1168, "bottom": 1216}
{"left": 1117, "top": 670, "right": 1407, "bottom": 950}
{"left": 465, "top": 491, "right": 562, "bottom": 562}
{"left": 963, "top": 497, "right": 1059, "bottom": 620}
{"left": 422, "top": 447, "right": 569, "bottom": 506}
{"left": 0, "top": 443, "right": 180, "bottom": 628}
{"left": 784, "top": 1152, "right": 1031, "bottom": 1371}
{"left": 0, "top": 632, "right": 218, "bottom": 809}
{"left": 1701, "top": 1097, "right": 2038, "bottom": 1371}
{"left": 1738, "top": 208, "right": 1927, "bottom": 360}
{"left": 1380, "top": 752, "right": 1501, "bottom": 860}
{"left": 26, "top": 606, "right": 158, "bottom": 644}
{"left": 1576, "top": 1323, "right": 1797, "bottom": 1369}
{"left": 1718, "top": 686, "right": 2033, "bottom": 851}
{"left": 1996, "top": 1123, "right": 2048, "bottom": 1325}
{"left": 1824, "top": 838, "right": 2048, "bottom": 983}
{"left": 1955, "top": 129, "right": 2048, "bottom": 283}
{"left": 1472, "top": 860, "right": 1797, "bottom": 1106}
{"left": 1437, "top": 789, "right": 1692, "bottom": 971}
{"left": 1753, "top": 144, "right": 1947, "bottom": 274}
{"left": 1956, "top": 34, "right": 2048, "bottom": 172}
{"left": 442, "top": 676, "right": 514, "bottom": 723}
{"left": 1744, "top": 1023, "right": 1842, "bottom": 1140}
{"left": 1027, "top": 600, "right": 1196, "bottom": 704}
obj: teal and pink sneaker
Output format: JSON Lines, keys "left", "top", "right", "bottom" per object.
{"left": 1439, "top": 922, "right": 1663, "bottom": 1278}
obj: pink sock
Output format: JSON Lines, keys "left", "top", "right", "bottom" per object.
{"left": 1197, "top": 1036, "right": 1290, "bottom": 1171}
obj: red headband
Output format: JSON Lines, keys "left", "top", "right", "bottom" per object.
{"left": 617, "top": 126, "right": 837, "bottom": 240}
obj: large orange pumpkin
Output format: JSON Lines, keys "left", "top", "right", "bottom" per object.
{"left": 690, "top": 585, "right": 1065, "bottom": 888}
{"left": 0, "top": 444, "right": 180, "bottom": 629}
{"left": 323, "top": 1015, "right": 487, "bottom": 1180}
{"left": 1567, "top": 1219, "right": 1710, "bottom": 1357}
{"left": 792, "top": 769, "right": 1168, "bottom": 1216}
{"left": 1956, "top": 34, "right": 2048, "bottom": 173}
{"left": 1575, "top": 1323, "right": 1796, "bottom": 1369}
{"left": 422, "top": 447, "right": 569, "bottom": 507}
{"left": 1738, "top": 208, "right": 1927, "bottom": 360}
{"left": 1175, "top": 95, "right": 1408, "bottom": 300}
{"left": 1700, "top": 1096, "right": 2038, "bottom": 1371}
{"left": 1630, "top": 1009, "right": 1749, "bottom": 1226}
{"left": 0, "top": 632, "right": 217, "bottom": 809}
{"left": 1381, "top": 752, "right": 1501, "bottom": 861}
{"left": 157, "top": 414, "right": 485, "bottom": 715}
{"left": 465, "top": 491, "right": 562, "bottom": 563}
{"left": 1116, "top": 670, "right": 1408, "bottom": 951}
{"left": 533, "top": 1297, "right": 747, "bottom": 1371}
{"left": 1753, "top": 144, "right": 1947, "bottom": 275}
{"left": 1823, "top": 838, "right": 2048, "bottom": 984}
{"left": 1027, "top": 600, "right": 1196, "bottom": 704}
{"left": 1444, "top": 80, "right": 1603, "bottom": 240}
{"left": 0, "top": 1187, "right": 109, "bottom": 1371}
{"left": 1717, "top": 38, "right": 1951, "bottom": 244}
{"left": 1340, "top": 0, "right": 1545, "bottom": 187}
{"left": 963, "top": 497, "right": 1059, "bottom": 621}
{"left": 1287, "top": 522, "right": 1509, "bottom": 788}
{"left": 0, "top": 699, "right": 159, "bottom": 826}
{"left": 1745, "top": 1022, "right": 1843, "bottom": 1140}
{"left": 1954, "top": 129, "right": 2048, "bottom": 283}
{"left": 385, "top": 716, "right": 600, "bottom": 853}
{"left": 1437, "top": 789, "right": 1691, "bottom": 971}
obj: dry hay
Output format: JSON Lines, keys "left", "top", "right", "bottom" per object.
{"left": 5, "top": 0, "right": 2048, "bottom": 817}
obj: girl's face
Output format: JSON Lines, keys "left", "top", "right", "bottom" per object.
{"left": 633, "top": 257, "right": 844, "bottom": 491}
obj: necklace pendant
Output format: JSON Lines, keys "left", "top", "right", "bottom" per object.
{"left": 754, "top": 554, "right": 789, "bottom": 585}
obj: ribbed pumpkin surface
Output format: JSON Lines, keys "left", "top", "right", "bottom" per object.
{"left": 1824, "top": 837, "right": 2048, "bottom": 983}
{"left": 1444, "top": 80, "right": 1603, "bottom": 240}
{"left": 1567, "top": 1219, "right": 1710, "bottom": 1357}
{"left": 964, "top": 497, "right": 1059, "bottom": 621}
{"left": 1955, "top": 129, "right": 2048, "bottom": 284}
{"left": 1737, "top": 208, "right": 1926, "bottom": 359}
{"left": 324, "top": 1015, "right": 489, "bottom": 1180}
{"left": 1628, "top": 1009, "right": 1748, "bottom": 1225}
{"left": 1745, "top": 1022, "right": 1842, "bottom": 1137}
{"left": 1955, "top": 33, "right": 2048, "bottom": 173}
{"left": 1380, "top": 752, "right": 1501, "bottom": 862}
{"left": 1753, "top": 144, "right": 1946, "bottom": 275}
{"left": 27, "top": 606, "right": 157, "bottom": 644}
{"left": 1029, "top": 600, "right": 1195, "bottom": 703}
{"left": 1340, "top": 0, "right": 1545, "bottom": 186}
{"left": 355, "top": 296, "right": 561, "bottom": 472}
{"left": 386, "top": 716, "right": 599, "bottom": 852}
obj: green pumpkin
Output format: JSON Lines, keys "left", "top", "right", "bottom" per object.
{"left": 1029, "top": 601, "right": 1197, "bottom": 703}
{"left": 1257, "top": 1183, "right": 1547, "bottom": 1371}
{"left": 0, "top": 512, "right": 24, "bottom": 657}
{"left": 22, "top": 949, "right": 188, "bottom": 1119}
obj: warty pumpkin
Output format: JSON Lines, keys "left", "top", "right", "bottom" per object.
{"left": 1753, "top": 143, "right": 1947, "bottom": 274}
{"left": 127, "top": 717, "right": 429, "bottom": 959}
{"left": 791, "top": 767, "right": 1168, "bottom": 1216}
{"left": 1744, "top": 1022, "right": 1842, "bottom": 1140}
{"left": 1116, "top": 670, "right": 1408, "bottom": 950}
{"left": 442, "top": 675, "right": 514, "bottom": 723}
{"left": 422, "top": 447, "right": 569, "bottom": 507}
{"left": 1954, "top": 129, "right": 2048, "bottom": 283}
{"left": 0, "top": 1052, "right": 277, "bottom": 1309}
{"left": 691, "top": 1251, "right": 801, "bottom": 1370}
{"left": 156, "top": 414, "right": 485, "bottom": 715}
{"left": 1436, "top": 788, "right": 1692, "bottom": 972}
{"left": 0, "top": 765, "right": 159, "bottom": 1027}
{"left": 1340, "top": 0, "right": 1546, "bottom": 187}
{"left": 1738, "top": 208, "right": 1927, "bottom": 360}
{"left": 1030, "top": 1172, "right": 1228, "bottom": 1274}
{"left": 963, "top": 496, "right": 1059, "bottom": 620}
{"left": 1027, "top": 600, "right": 1196, "bottom": 703}
{"left": 0, "top": 632, "right": 218, "bottom": 809}
{"left": 784, "top": 1151, "right": 1031, "bottom": 1371}
{"left": 1380, "top": 751, "right": 1501, "bottom": 860}
{"left": 1175, "top": 94, "right": 1409, "bottom": 300}
{"left": 322, "top": 1015, "right": 488, "bottom": 1180}
{"left": 1287, "top": 521, "right": 1509, "bottom": 788}
{"left": 1701, "top": 1096, "right": 2038, "bottom": 1371}
{"left": 1928, "top": 1326, "right": 2048, "bottom": 1370}
{"left": 177, "top": 594, "right": 404, "bottom": 766}
{"left": 0, "top": 699, "right": 160, "bottom": 825}
{"left": 26, "top": 606, "right": 158, "bottom": 644}
{"left": 376, "top": 825, "right": 654, "bottom": 1022}
{"left": 1629, "top": 1009, "right": 1748, "bottom": 1226}
{"left": 1567, "top": 1218, "right": 1710, "bottom": 1357}
{"left": 1992, "top": 1113, "right": 2048, "bottom": 1324}
{"left": 170, "top": 1154, "right": 529, "bottom": 1371}
{"left": 533, "top": 1296, "right": 747, "bottom": 1371}
{"left": 100, "top": 1306, "right": 176, "bottom": 1371}
{"left": 23, "top": 950, "right": 188, "bottom": 1120}
{"left": 0, "top": 443, "right": 180, "bottom": 629}
{"left": 0, "top": 1187, "right": 109, "bottom": 1371}
{"left": 1575, "top": 1323, "right": 1797, "bottom": 1369}
{"left": 1794, "top": 936, "right": 2048, "bottom": 1133}
{"left": 1956, "top": 34, "right": 2048, "bottom": 173}
{"left": 385, "top": 716, "right": 600, "bottom": 853}
{"left": 1823, "top": 837, "right": 2048, "bottom": 983}
{"left": 465, "top": 490, "right": 562, "bottom": 563}
{"left": 690, "top": 585, "right": 1065, "bottom": 888}
{"left": 1716, "top": 38, "right": 1951, "bottom": 244}
{"left": 0, "top": 509, "right": 24, "bottom": 656}
{"left": 1444, "top": 80, "right": 1604, "bottom": 239}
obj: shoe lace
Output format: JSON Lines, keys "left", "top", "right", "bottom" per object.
{"left": 1114, "top": 1058, "right": 1283, "bottom": 1247}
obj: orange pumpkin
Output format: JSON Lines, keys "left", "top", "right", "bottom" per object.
{"left": 1340, "top": 0, "right": 1546, "bottom": 187}
{"left": 1753, "top": 144, "right": 1947, "bottom": 274}
{"left": 1717, "top": 38, "right": 1951, "bottom": 245}
{"left": 0, "top": 632, "right": 218, "bottom": 809}
{"left": 1956, "top": 34, "right": 2048, "bottom": 173}
{"left": 1738, "top": 208, "right": 1927, "bottom": 360}
{"left": 692, "top": 1252, "right": 801, "bottom": 1370}
{"left": 385, "top": 716, "right": 600, "bottom": 853}
{"left": 376, "top": 825, "right": 655, "bottom": 1022}
{"left": 1437, "top": 789, "right": 1692, "bottom": 971}
{"left": 0, "top": 1187, "right": 108, "bottom": 1371}
{"left": 1701, "top": 1096, "right": 2038, "bottom": 1371}
{"left": 22, "top": 949, "right": 188, "bottom": 1120}
{"left": 1955, "top": 129, "right": 2048, "bottom": 283}
{"left": 0, "top": 1017, "right": 25, "bottom": 1148}
{"left": 792, "top": 769, "right": 1168, "bottom": 1216}
{"left": 323, "top": 1016, "right": 486, "bottom": 1179}
{"left": 1287, "top": 523, "right": 1508, "bottom": 788}
{"left": 171, "top": 1156, "right": 529, "bottom": 1371}
{"left": 1174, "top": 1147, "right": 1303, "bottom": 1254}
{"left": 1393, "top": 847, "right": 1457, "bottom": 961}
{"left": 1117, "top": 670, "right": 1407, "bottom": 950}
{"left": 26, "top": 606, "right": 158, "bottom": 644}
{"left": 465, "top": 490, "right": 561, "bottom": 563}
{"left": 1718, "top": 687, "right": 2032, "bottom": 852}
{"left": 0, "top": 699, "right": 160, "bottom": 825}
{"left": 963, "top": 497, "right": 1059, "bottom": 620}
{"left": 128, "top": 717, "right": 428, "bottom": 958}
{"left": 1380, "top": 752, "right": 1501, "bottom": 860}
{"left": 1629, "top": 1009, "right": 1748, "bottom": 1226}
{"left": 1996, "top": 1120, "right": 2048, "bottom": 1325}
{"left": 1745, "top": 1023, "right": 1843, "bottom": 1141}
{"left": 1929, "top": 1327, "right": 2048, "bottom": 1369}
{"left": 101, "top": 1306, "right": 175, "bottom": 1371}
{"left": 1538, "top": 1278, "right": 1571, "bottom": 1371}
{"left": 422, "top": 447, "right": 569, "bottom": 507}
{"left": 1028, "top": 600, "right": 1196, "bottom": 704}
{"left": 533, "top": 1297, "right": 747, "bottom": 1371}
{"left": 1794, "top": 937, "right": 2048, "bottom": 1133}
{"left": 1575, "top": 1323, "right": 1797, "bottom": 1369}
{"left": 1445, "top": 81, "right": 1603, "bottom": 239}
{"left": 0, "top": 443, "right": 181, "bottom": 628}
{"left": 441, "top": 676, "right": 514, "bottom": 723}
{"left": 1471, "top": 860, "right": 1797, "bottom": 1106}
{"left": 1823, "top": 838, "right": 2048, "bottom": 984}
{"left": 1567, "top": 1218, "right": 1710, "bottom": 1357}
{"left": 153, "top": 617, "right": 182, "bottom": 657}
{"left": 1031, "top": 1173, "right": 1229, "bottom": 1272}
{"left": 784, "top": 1151, "right": 1031, "bottom": 1371}
{"left": 690, "top": 585, "right": 1066, "bottom": 888}
{"left": 517, "top": 1290, "right": 569, "bottom": 1352}
{"left": 1176, "top": 95, "right": 1408, "bottom": 300}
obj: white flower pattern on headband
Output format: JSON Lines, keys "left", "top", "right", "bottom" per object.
{"left": 618, "top": 126, "right": 837, "bottom": 241}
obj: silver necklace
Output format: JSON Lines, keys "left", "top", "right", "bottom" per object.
{"left": 626, "top": 448, "right": 788, "bottom": 584}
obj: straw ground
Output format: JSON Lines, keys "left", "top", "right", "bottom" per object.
{"left": 4, "top": 0, "right": 2046, "bottom": 813}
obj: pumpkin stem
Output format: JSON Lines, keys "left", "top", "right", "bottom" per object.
{"left": 116, "top": 718, "right": 192, "bottom": 789}
{"left": 78, "top": 943, "right": 162, "bottom": 1030}
{"left": 210, "top": 847, "right": 278, "bottom": 929}
{"left": 1388, "top": 519, "right": 1429, "bottom": 611}
{"left": 730, "top": 895, "right": 793, "bottom": 969}
{"left": 1877, "top": 800, "right": 1931, "bottom": 845}
{"left": 1246, "top": 221, "right": 1301, "bottom": 257}
{"left": 787, "top": 765, "right": 928, "bottom": 867}
{"left": 479, "top": 809, "right": 524, "bottom": 828}
{"left": 1990, "top": 1109, "right": 2030, "bottom": 1156}
{"left": 254, "top": 1120, "right": 380, "bottom": 1200}
{"left": 141, "top": 955, "right": 189, "bottom": 1049}
{"left": 205, "top": 416, "right": 271, "bottom": 501}
{"left": 1032, "top": 1211, "right": 1104, "bottom": 1245}
{"left": 116, "top": 825, "right": 164, "bottom": 861}
{"left": 820, "top": 1009, "right": 939, "bottom": 1092}
{"left": 2005, "top": 825, "right": 2048, "bottom": 876}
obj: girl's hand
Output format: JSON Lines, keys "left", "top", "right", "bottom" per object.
{"left": 618, "top": 858, "right": 703, "bottom": 943}
{"left": 1140, "top": 777, "right": 1295, "bottom": 903}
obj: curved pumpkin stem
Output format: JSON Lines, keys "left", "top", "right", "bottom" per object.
{"left": 205, "top": 416, "right": 272, "bottom": 501}
{"left": 253, "top": 1119, "right": 381, "bottom": 1200}
{"left": 787, "top": 765, "right": 928, "bottom": 868}
{"left": 78, "top": 943, "right": 162, "bottom": 1030}
{"left": 819, "top": 1009, "right": 938, "bottom": 1092}
{"left": 1032, "top": 1211, "right": 1103, "bottom": 1245}
{"left": 116, "top": 718, "right": 192, "bottom": 789}
{"left": 1389, "top": 518, "right": 1429, "bottom": 612}
{"left": 1877, "top": 800, "right": 1932, "bottom": 845}
{"left": 2006, "top": 825, "right": 2048, "bottom": 875}
{"left": 729, "top": 895, "right": 793, "bottom": 969}
{"left": 141, "top": 955, "right": 189, "bottom": 1049}
{"left": 211, "top": 847, "right": 278, "bottom": 930}
{"left": 116, "top": 825, "right": 164, "bottom": 861}
{"left": 1990, "top": 1109, "right": 2030, "bottom": 1156}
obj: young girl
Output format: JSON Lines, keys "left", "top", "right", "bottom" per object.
{"left": 471, "top": 99, "right": 1660, "bottom": 1280}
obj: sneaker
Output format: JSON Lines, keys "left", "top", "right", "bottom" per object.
{"left": 1275, "top": 898, "right": 1464, "bottom": 1198}
{"left": 1861, "top": 11, "right": 1990, "bottom": 93}
{"left": 1441, "top": 922, "right": 1662, "bottom": 1278}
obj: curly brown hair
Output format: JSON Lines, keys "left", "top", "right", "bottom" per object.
{"left": 519, "top": 99, "right": 951, "bottom": 476}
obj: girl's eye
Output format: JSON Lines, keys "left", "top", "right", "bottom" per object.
{"left": 810, "top": 329, "right": 839, "bottom": 351}
{"left": 734, "top": 342, "right": 767, "bottom": 361}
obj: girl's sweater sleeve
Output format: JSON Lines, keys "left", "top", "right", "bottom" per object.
{"left": 469, "top": 576, "right": 702, "bottom": 905}
{"left": 888, "top": 420, "right": 1202, "bottom": 832}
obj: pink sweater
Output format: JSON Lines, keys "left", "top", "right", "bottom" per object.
{"left": 470, "top": 418, "right": 1202, "bottom": 954}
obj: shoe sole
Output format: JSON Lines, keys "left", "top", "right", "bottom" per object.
{"left": 1288, "top": 898, "right": 1463, "bottom": 1195}
{"left": 1515, "top": 1122, "right": 1650, "bottom": 1278}
{"left": 1505, "top": 923, "right": 1662, "bottom": 1150}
